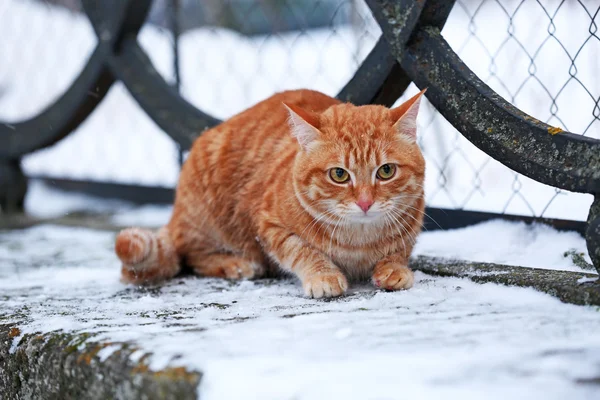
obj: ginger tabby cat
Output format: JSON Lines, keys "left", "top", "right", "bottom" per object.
{"left": 115, "top": 89, "right": 426, "bottom": 298}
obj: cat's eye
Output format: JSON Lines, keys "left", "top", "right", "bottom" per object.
{"left": 329, "top": 168, "right": 350, "bottom": 183}
{"left": 376, "top": 164, "right": 396, "bottom": 180}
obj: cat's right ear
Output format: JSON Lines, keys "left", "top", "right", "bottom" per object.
{"left": 283, "top": 102, "right": 321, "bottom": 151}
{"left": 390, "top": 88, "right": 426, "bottom": 141}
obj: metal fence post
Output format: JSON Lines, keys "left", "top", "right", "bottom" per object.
{"left": 587, "top": 196, "right": 600, "bottom": 272}
{"left": 0, "top": 159, "right": 27, "bottom": 213}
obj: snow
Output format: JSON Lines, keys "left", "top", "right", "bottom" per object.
{"left": 413, "top": 219, "right": 594, "bottom": 273}
{"left": 1, "top": 225, "right": 600, "bottom": 400}
{"left": 1, "top": 2, "right": 600, "bottom": 397}
{"left": 111, "top": 204, "right": 174, "bottom": 228}
{"left": 1, "top": 0, "right": 597, "bottom": 221}
{"left": 24, "top": 180, "right": 133, "bottom": 218}
{"left": 24, "top": 179, "right": 173, "bottom": 227}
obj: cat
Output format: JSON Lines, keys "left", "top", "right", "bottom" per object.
{"left": 115, "top": 88, "right": 426, "bottom": 298}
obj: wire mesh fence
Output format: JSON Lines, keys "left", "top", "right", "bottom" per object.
{"left": 0, "top": 0, "right": 598, "bottom": 221}
{"left": 421, "top": 0, "right": 599, "bottom": 222}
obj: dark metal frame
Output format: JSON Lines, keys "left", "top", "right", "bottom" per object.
{"left": 1, "top": 0, "right": 598, "bottom": 272}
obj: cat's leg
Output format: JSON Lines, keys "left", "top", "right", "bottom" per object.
{"left": 258, "top": 223, "right": 348, "bottom": 298}
{"left": 372, "top": 253, "right": 414, "bottom": 290}
{"left": 115, "top": 226, "right": 180, "bottom": 285}
{"left": 185, "top": 250, "right": 266, "bottom": 280}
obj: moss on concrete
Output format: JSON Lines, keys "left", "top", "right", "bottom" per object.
{"left": 0, "top": 212, "right": 124, "bottom": 232}
{"left": 411, "top": 255, "right": 600, "bottom": 306}
{"left": 0, "top": 323, "right": 201, "bottom": 400}
{"left": 2, "top": 255, "right": 599, "bottom": 399}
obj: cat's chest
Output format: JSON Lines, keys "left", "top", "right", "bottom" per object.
{"left": 327, "top": 247, "right": 383, "bottom": 280}
{"left": 330, "top": 247, "right": 379, "bottom": 267}
{"left": 324, "top": 229, "right": 397, "bottom": 279}
{"left": 299, "top": 222, "right": 401, "bottom": 279}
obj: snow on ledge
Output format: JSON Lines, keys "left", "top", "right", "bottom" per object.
{"left": 1, "top": 224, "right": 600, "bottom": 400}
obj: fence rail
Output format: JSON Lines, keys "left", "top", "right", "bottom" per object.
{"left": 1, "top": 0, "right": 599, "bottom": 273}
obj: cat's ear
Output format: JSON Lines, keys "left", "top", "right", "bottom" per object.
{"left": 390, "top": 88, "right": 426, "bottom": 140}
{"left": 283, "top": 102, "right": 321, "bottom": 150}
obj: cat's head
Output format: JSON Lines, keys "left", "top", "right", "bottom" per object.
{"left": 285, "top": 89, "right": 426, "bottom": 225}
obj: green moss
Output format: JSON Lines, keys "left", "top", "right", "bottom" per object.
{"left": 410, "top": 255, "right": 600, "bottom": 306}
{"left": 205, "top": 302, "right": 229, "bottom": 310}
{"left": 563, "top": 249, "right": 595, "bottom": 271}
{"left": 0, "top": 324, "right": 201, "bottom": 399}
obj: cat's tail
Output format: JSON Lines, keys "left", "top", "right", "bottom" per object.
{"left": 115, "top": 226, "right": 180, "bottom": 284}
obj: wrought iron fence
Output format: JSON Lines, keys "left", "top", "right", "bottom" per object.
{"left": 0, "top": 0, "right": 599, "bottom": 271}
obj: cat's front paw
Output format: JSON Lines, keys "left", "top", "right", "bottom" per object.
{"left": 372, "top": 263, "right": 414, "bottom": 290}
{"left": 302, "top": 269, "right": 348, "bottom": 299}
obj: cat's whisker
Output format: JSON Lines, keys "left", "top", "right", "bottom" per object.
{"left": 390, "top": 214, "right": 418, "bottom": 246}
{"left": 391, "top": 204, "right": 428, "bottom": 232}
{"left": 383, "top": 213, "right": 397, "bottom": 241}
{"left": 398, "top": 203, "right": 442, "bottom": 230}
{"left": 327, "top": 212, "right": 346, "bottom": 256}
{"left": 388, "top": 208, "right": 419, "bottom": 247}
{"left": 385, "top": 213, "right": 413, "bottom": 251}
{"left": 299, "top": 208, "right": 338, "bottom": 239}
{"left": 387, "top": 211, "right": 408, "bottom": 251}
{"left": 394, "top": 213, "right": 417, "bottom": 246}
{"left": 314, "top": 215, "right": 337, "bottom": 238}
{"left": 391, "top": 195, "right": 442, "bottom": 230}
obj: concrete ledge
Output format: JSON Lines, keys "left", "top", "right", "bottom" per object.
{"left": 0, "top": 212, "right": 124, "bottom": 232}
{"left": 0, "top": 324, "right": 200, "bottom": 400}
{"left": 411, "top": 256, "right": 599, "bottom": 306}
{"left": 1, "top": 218, "right": 599, "bottom": 398}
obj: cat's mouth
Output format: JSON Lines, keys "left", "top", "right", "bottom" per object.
{"left": 344, "top": 209, "right": 386, "bottom": 224}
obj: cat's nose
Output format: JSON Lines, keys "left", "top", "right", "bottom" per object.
{"left": 356, "top": 199, "right": 374, "bottom": 213}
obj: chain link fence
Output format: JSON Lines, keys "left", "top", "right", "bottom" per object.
{"left": 0, "top": 0, "right": 597, "bottom": 221}
{"left": 418, "top": 0, "right": 599, "bottom": 222}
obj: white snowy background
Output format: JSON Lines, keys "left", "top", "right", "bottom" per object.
{"left": 1, "top": 1, "right": 600, "bottom": 399}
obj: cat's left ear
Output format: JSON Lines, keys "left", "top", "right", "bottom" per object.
{"left": 390, "top": 88, "right": 427, "bottom": 141}
{"left": 283, "top": 102, "right": 321, "bottom": 151}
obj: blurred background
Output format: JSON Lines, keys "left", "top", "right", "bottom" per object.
{"left": 0, "top": 0, "right": 598, "bottom": 221}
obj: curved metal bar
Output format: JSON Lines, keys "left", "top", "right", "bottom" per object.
{"left": 90, "top": 0, "right": 425, "bottom": 150}
{"left": 85, "top": 0, "right": 219, "bottom": 150}
{"left": 108, "top": 38, "right": 222, "bottom": 150}
{"left": 338, "top": 0, "right": 456, "bottom": 107}
{"left": 0, "top": 0, "right": 147, "bottom": 158}
{"left": 368, "top": 0, "right": 600, "bottom": 194}
{"left": 337, "top": 0, "right": 426, "bottom": 106}
{"left": 111, "top": 33, "right": 418, "bottom": 150}
{"left": 364, "top": 0, "right": 426, "bottom": 58}
{"left": 0, "top": 48, "right": 112, "bottom": 158}
{"left": 0, "top": 160, "right": 27, "bottom": 212}
{"left": 336, "top": 37, "right": 410, "bottom": 106}
{"left": 82, "top": 0, "right": 224, "bottom": 150}
{"left": 98, "top": 0, "right": 435, "bottom": 150}
{"left": 81, "top": 0, "right": 151, "bottom": 49}
{"left": 587, "top": 197, "right": 600, "bottom": 273}
{"left": 413, "top": 0, "right": 457, "bottom": 29}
